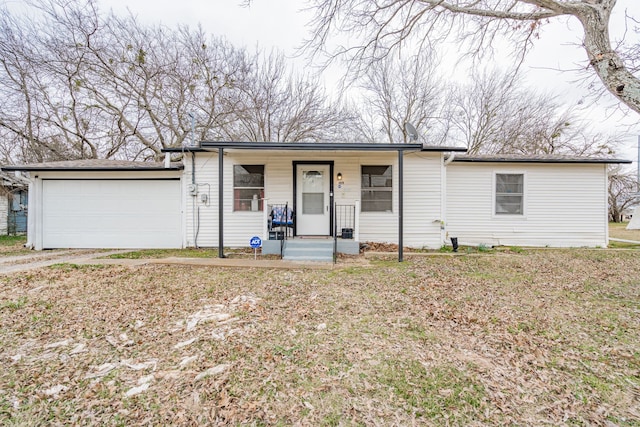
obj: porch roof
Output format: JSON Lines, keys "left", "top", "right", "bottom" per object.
{"left": 163, "top": 141, "right": 468, "bottom": 153}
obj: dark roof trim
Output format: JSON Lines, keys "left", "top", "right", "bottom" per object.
{"left": 451, "top": 156, "right": 632, "bottom": 165}
{"left": 163, "top": 142, "right": 467, "bottom": 153}
{"left": 2, "top": 166, "right": 184, "bottom": 172}
{"left": 163, "top": 147, "right": 207, "bottom": 153}
{"left": 2, "top": 164, "right": 184, "bottom": 172}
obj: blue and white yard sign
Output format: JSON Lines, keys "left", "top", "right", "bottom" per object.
{"left": 249, "top": 236, "right": 262, "bottom": 248}
{"left": 250, "top": 236, "right": 262, "bottom": 259}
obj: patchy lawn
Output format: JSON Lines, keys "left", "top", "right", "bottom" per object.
{"left": 104, "top": 248, "right": 219, "bottom": 259}
{"left": 1, "top": 250, "right": 639, "bottom": 425}
{"left": 0, "top": 235, "right": 30, "bottom": 257}
{"left": 104, "top": 247, "right": 283, "bottom": 260}
{"left": 609, "top": 222, "right": 640, "bottom": 242}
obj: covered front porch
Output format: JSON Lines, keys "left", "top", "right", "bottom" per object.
{"left": 165, "top": 141, "right": 466, "bottom": 262}
{"left": 261, "top": 200, "right": 361, "bottom": 261}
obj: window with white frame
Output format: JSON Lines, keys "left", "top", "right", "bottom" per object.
{"left": 361, "top": 165, "right": 392, "bottom": 212}
{"left": 495, "top": 173, "right": 524, "bottom": 215}
{"left": 233, "top": 165, "right": 264, "bottom": 211}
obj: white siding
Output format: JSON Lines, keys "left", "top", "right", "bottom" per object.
{"left": 358, "top": 153, "right": 398, "bottom": 244}
{"left": 446, "top": 163, "right": 608, "bottom": 247}
{"left": 183, "top": 152, "right": 219, "bottom": 248}
{"left": 184, "top": 150, "right": 445, "bottom": 248}
{"left": 358, "top": 152, "right": 443, "bottom": 248}
{"left": 0, "top": 194, "right": 8, "bottom": 235}
{"left": 403, "top": 152, "right": 443, "bottom": 248}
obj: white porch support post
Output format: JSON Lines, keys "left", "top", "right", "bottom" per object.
{"left": 398, "top": 149, "right": 404, "bottom": 263}
{"left": 218, "top": 147, "right": 224, "bottom": 258}
{"left": 354, "top": 200, "right": 360, "bottom": 243}
{"left": 263, "top": 198, "right": 269, "bottom": 240}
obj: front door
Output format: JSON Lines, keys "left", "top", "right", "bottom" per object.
{"left": 296, "top": 164, "right": 331, "bottom": 235}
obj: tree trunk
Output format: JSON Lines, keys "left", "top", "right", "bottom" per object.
{"left": 575, "top": 2, "right": 640, "bottom": 115}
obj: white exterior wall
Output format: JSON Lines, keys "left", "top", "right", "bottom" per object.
{"left": 357, "top": 151, "right": 443, "bottom": 248}
{"left": 357, "top": 153, "right": 398, "bottom": 244}
{"left": 445, "top": 162, "right": 609, "bottom": 247}
{"left": 185, "top": 150, "right": 445, "bottom": 249}
{"left": 402, "top": 152, "right": 444, "bottom": 248}
{"left": 183, "top": 152, "right": 219, "bottom": 248}
{"left": 0, "top": 194, "right": 8, "bottom": 235}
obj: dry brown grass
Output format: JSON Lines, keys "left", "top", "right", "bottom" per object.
{"left": 1, "top": 250, "right": 639, "bottom": 425}
{"left": 0, "top": 236, "right": 31, "bottom": 257}
{"left": 609, "top": 222, "right": 640, "bottom": 242}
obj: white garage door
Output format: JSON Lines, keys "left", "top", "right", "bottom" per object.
{"left": 42, "top": 179, "right": 182, "bottom": 249}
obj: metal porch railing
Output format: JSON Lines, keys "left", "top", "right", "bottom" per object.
{"left": 267, "top": 202, "right": 294, "bottom": 258}
{"left": 333, "top": 203, "right": 357, "bottom": 263}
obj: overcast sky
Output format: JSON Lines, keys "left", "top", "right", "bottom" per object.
{"left": 31, "top": 0, "right": 640, "bottom": 164}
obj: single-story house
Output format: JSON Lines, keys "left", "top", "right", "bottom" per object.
{"left": 2, "top": 142, "right": 631, "bottom": 260}
{"left": 0, "top": 171, "right": 29, "bottom": 235}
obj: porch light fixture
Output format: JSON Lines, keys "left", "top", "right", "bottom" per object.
{"left": 337, "top": 172, "right": 343, "bottom": 181}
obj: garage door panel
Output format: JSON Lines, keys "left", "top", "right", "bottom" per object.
{"left": 42, "top": 179, "right": 181, "bottom": 249}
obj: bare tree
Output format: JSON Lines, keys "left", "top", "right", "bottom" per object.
{"left": 357, "top": 53, "right": 449, "bottom": 144}
{"left": 0, "top": 0, "right": 355, "bottom": 163}
{"left": 73, "top": 13, "right": 251, "bottom": 160}
{"left": 449, "top": 70, "right": 619, "bottom": 156}
{"left": 608, "top": 166, "right": 639, "bottom": 222}
{"left": 354, "top": 58, "right": 620, "bottom": 154}
{"left": 233, "top": 50, "right": 356, "bottom": 142}
{"left": 0, "top": 5, "right": 80, "bottom": 162}
{"left": 304, "top": 0, "right": 640, "bottom": 116}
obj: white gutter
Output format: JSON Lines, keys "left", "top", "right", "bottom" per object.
{"left": 443, "top": 152, "right": 456, "bottom": 166}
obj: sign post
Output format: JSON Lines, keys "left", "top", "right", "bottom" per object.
{"left": 249, "top": 236, "right": 262, "bottom": 260}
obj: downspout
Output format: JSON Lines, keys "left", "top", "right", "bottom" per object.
{"left": 218, "top": 147, "right": 224, "bottom": 258}
{"left": 192, "top": 151, "right": 199, "bottom": 248}
{"left": 192, "top": 152, "right": 196, "bottom": 184}
{"left": 444, "top": 152, "right": 456, "bottom": 166}
{"left": 398, "top": 149, "right": 404, "bottom": 262}
{"left": 26, "top": 178, "right": 35, "bottom": 249}
{"left": 443, "top": 152, "right": 456, "bottom": 249}
{"left": 604, "top": 163, "right": 610, "bottom": 246}
{"left": 189, "top": 112, "right": 199, "bottom": 248}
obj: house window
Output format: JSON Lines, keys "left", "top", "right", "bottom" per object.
{"left": 361, "top": 165, "right": 392, "bottom": 212}
{"left": 495, "top": 173, "right": 524, "bottom": 215}
{"left": 234, "top": 165, "right": 264, "bottom": 211}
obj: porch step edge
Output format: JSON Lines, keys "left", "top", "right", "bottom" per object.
{"left": 283, "top": 255, "right": 334, "bottom": 262}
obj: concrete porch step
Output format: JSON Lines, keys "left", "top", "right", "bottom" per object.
{"left": 283, "top": 239, "right": 334, "bottom": 262}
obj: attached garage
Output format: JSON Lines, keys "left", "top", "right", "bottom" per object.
{"left": 42, "top": 179, "right": 181, "bottom": 249}
{"left": 3, "top": 160, "right": 183, "bottom": 250}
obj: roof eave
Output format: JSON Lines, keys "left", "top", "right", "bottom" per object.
{"left": 451, "top": 157, "right": 632, "bottom": 164}
{"left": 1, "top": 165, "right": 184, "bottom": 172}
{"left": 163, "top": 142, "right": 467, "bottom": 152}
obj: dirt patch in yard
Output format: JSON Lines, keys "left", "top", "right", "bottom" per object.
{"left": 1, "top": 250, "right": 639, "bottom": 425}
